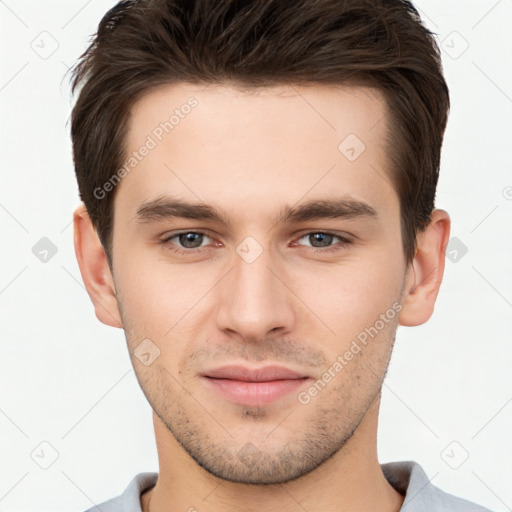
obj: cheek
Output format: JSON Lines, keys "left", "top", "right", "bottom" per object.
{"left": 115, "top": 231, "right": 404, "bottom": 345}
{"left": 115, "top": 255, "right": 207, "bottom": 325}
{"left": 114, "top": 257, "right": 219, "bottom": 377}
{"left": 295, "top": 256, "right": 403, "bottom": 338}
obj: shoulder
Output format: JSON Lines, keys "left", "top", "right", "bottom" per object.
{"left": 82, "top": 472, "right": 158, "bottom": 512}
{"left": 381, "top": 460, "right": 495, "bottom": 512}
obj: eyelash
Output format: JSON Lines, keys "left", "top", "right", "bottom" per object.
{"left": 160, "top": 230, "right": 352, "bottom": 256}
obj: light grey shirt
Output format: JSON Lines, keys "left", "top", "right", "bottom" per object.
{"left": 83, "top": 460, "right": 494, "bottom": 511}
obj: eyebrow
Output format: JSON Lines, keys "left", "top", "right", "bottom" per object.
{"left": 133, "top": 195, "right": 379, "bottom": 226}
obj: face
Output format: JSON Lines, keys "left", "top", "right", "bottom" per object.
{"left": 110, "top": 82, "right": 408, "bottom": 484}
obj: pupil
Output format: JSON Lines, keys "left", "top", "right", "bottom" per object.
{"left": 312, "top": 233, "right": 332, "bottom": 247}
{"left": 180, "top": 233, "right": 202, "bottom": 248}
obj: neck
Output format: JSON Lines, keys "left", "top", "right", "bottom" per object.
{"left": 141, "top": 395, "right": 404, "bottom": 512}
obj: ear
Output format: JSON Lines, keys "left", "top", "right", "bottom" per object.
{"left": 73, "top": 204, "right": 123, "bottom": 328}
{"left": 398, "top": 209, "right": 451, "bottom": 326}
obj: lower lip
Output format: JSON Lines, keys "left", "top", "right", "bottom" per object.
{"left": 202, "top": 377, "right": 310, "bottom": 406}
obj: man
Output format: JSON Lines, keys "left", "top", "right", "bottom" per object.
{"left": 70, "top": 0, "right": 494, "bottom": 510}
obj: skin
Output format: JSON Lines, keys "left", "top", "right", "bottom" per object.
{"left": 73, "top": 82, "right": 450, "bottom": 512}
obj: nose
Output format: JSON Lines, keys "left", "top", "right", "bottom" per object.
{"left": 214, "top": 241, "right": 296, "bottom": 342}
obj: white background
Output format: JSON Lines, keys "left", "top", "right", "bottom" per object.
{"left": 0, "top": 1, "right": 511, "bottom": 510}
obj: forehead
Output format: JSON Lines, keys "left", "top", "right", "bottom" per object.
{"left": 128, "top": 82, "right": 389, "bottom": 149}
{"left": 117, "top": 82, "right": 395, "bottom": 225}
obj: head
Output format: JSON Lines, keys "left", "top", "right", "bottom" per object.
{"left": 71, "top": 0, "right": 451, "bottom": 484}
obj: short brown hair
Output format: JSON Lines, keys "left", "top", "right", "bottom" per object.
{"left": 70, "top": 0, "right": 449, "bottom": 268}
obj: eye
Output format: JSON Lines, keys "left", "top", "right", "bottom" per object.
{"left": 160, "top": 230, "right": 352, "bottom": 256}
{"left": 161, "top": 231, "right": 214, "bottom": 255}
{"left": 294, "top": 231, "right": 352, "bottom": 252}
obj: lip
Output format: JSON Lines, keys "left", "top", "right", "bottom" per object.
{"left": 202, "top": 364, "right": 307, "bottom": 382}
{"left": 201, "top": 365, "right": 311, "bottom": 406}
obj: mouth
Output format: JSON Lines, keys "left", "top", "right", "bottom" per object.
{"left": 201, "top": 365, "right": 311, "bottom": 406}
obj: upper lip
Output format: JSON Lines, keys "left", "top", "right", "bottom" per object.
{"left": 202, "top": 365, "right": 308, "bottom": 382}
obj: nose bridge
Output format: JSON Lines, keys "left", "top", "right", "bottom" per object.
{"left": 215, "top": 237, "right": 294, "bottom": 339}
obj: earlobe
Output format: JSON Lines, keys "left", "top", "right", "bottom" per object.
{"left": 73, "top": 204, "right": 123, "bottom": 328}
{"left": 398, "top": 209, "right": 451, "bottom": 327}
